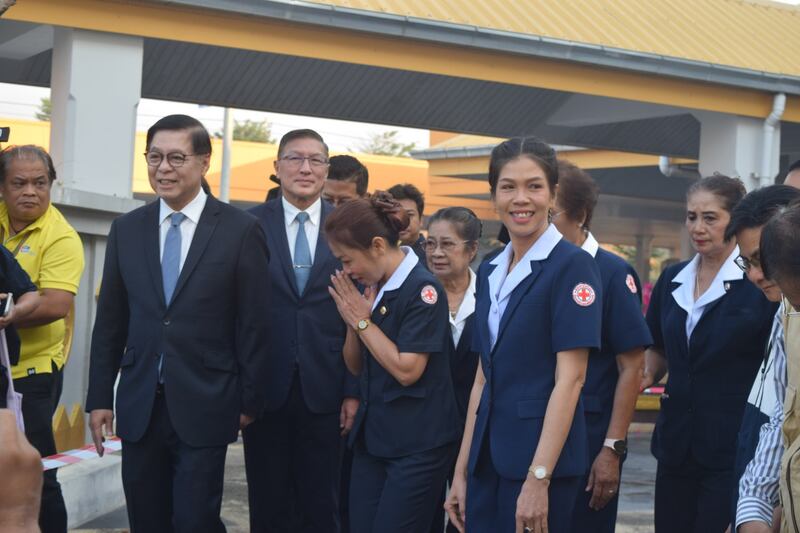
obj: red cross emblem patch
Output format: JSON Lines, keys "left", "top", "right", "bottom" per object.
{"left": 421, "top": 285, "right": 438, "bottom": 305}
{"left": 626, "top": 274, "right": 638, "bottom": 294}
{"left": 572, "top": 283, "right": 596, "bottom": 307}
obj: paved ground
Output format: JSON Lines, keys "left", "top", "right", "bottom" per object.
{"left": 73, "top": 425, "right": 656, "bottom": 532}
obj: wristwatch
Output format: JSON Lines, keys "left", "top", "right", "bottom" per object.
{"left": 603, "top": 438, "right": 627, "bottom": 456}
{"left": 528, "top": 465, "right": 551, "bottom": 480}
{"left": 356, "top": 318, "right": 370, "bottom": 332}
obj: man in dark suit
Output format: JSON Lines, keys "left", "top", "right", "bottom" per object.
{"left": 245, "top": 129, "right": 359, "bottom": 532}
{"left": 85, "top": 115, "right": 271, "bottom": 533}
{"left": 387, "top": 183, "right": 427, "bottom": 266}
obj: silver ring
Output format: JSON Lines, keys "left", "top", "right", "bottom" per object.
{"left": 524, "top": 528, "right": 533, "bottom": 532}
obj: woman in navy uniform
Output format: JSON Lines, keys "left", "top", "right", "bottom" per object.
{"left": 445, "top": 137, "right": 603, "bottom": 533}
{"left": 326, "top": 192, "right": 460, "bottom": 533}
{"left": 551, "top": 161, "right": 653, "bottom": 533}
{"left": 642, "top": 175, "right": 776, "bottom": 532}
{"left": 424, "top": 207, "right": 482, "bottom": 533}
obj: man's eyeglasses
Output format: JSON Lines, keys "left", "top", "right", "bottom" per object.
{"left": 279, "top": 155, "right": 329, "bottom": 168}
{"left": 424, "top": 239, "right": 472, "bottom": 254}
{"left": 144, "top": 152, "right": 201, "bottom": 168}
{"left": 734, "top": 254, "right": 761, "bottom": 273}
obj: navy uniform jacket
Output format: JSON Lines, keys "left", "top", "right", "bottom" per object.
{"left": 249, "top": 199, "right": 357, "bottom": 414}
{"left": 646, "top": 261, "right": 776, "bottom": 469}
{"left": 582, "top": 248, "right": 652, "bottom": 446}
{"left": 86, "top": 197, "right": 271, "bottom": 447}
{"left": 450, "top": 314, "right": 478, "bottom": 425}
{"left": 469, "top": 237, "right": 602, "bottom": 480}
{"left": 349, "top": 259, "right": 460, "bottom": 458}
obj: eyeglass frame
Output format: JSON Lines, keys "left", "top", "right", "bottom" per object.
{"left": 278, "top": 155, "right": 330, "bottom": 168}
{"left": 734, "top": 254, "right": 761, "bottom": 273}
{"left": 144, "top": 151, "right": 205, "bottom": 168}
{"left": 423, "top": 238, "right": 474, "bottom": 254}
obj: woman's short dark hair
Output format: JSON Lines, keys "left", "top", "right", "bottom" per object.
{"left": 687, "top": 174, "right": 746, "bottom": 213}
{"left": 329, "top": 155, "right": 369, "bottom": 196}
{"left": 146, "top": 114, "right": 212, "bottom": 156}
{"left": 387, "top": 183, "right": 424, "bottom": 217}
{"left": 324, "top": 191, "right": 409, "bottom": 250}
{"left": 427, "top": 207, "right": 482, "bottom": 243}
{"left": 488, "top": 137, "right": 558, "bottom": 196}
{"left": 277, "top": 129, "right": 329, "bottom": 158}
{"left": 556, "top": 160, "right": 599, "bottom": 230}
{"left": 0, "top": 145, "right": 57, "bottom": 183}
{"left": 761, "top": 201, "right": 800, "bottom": 283}
{"left": 724, "top": 185, "right": 800, "bottom": 241}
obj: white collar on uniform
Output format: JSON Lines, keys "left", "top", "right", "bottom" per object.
{"left": 159, "top": 187, "right": 207, "bottom": 225}
{"left": 489, "top": 224, "right": 562, "bottom": 305}
{"left": 671, "top": 246, "right": 743, "bottom": 313}
{"left": 282, "top": 196, "right": 322, "bottom": 228}
{"left": 372, "top": 246, "right": 419, "bottom": 312}
{"left": 581, "top": 232, "right": 599, "bottom": 258}
{"left": 451, "top": 268, "right": 477, "bottom": 327}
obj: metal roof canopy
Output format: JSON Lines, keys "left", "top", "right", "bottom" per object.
{"left": 2, "top": 23, "right": 800, "bottom": 159}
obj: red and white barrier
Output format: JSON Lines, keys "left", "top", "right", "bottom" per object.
{"left": 42, "top": 437, "right": 122, "bottom": 471}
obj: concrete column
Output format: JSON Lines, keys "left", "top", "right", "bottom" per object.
{"left": 46, "top": 29, "right": 145, "bottom": 438}
{"left": 49, "top": 28, "right": 143, "bottom": 197}
{"left": 696, "top": 112, "right": 780, "bottom": 191}
{"left": 634, "top": 234, "right": 653, "bottom": 284}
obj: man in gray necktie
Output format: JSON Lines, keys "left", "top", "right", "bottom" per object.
{"left": 246, "top": 129, "right": 360, "bottom": 532}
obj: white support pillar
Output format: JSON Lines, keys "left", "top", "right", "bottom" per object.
{"left": 47, "top": 28, "right": 145, "bottom": 425}
{"left": 696, "top": 112, "right": 780, "bottom": 191}
{"left": 49, "top": 28, "right": 143, "bottom": 197}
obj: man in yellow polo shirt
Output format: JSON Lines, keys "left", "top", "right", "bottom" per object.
{"left": 0, "top": 145, "right": 83, "bottom": 533}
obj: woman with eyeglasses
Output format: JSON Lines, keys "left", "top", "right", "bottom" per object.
{"left": 326, "top": 192, "right": 460, "bottom": 533}
{"left": 550, "top": 161, "right": 653, "bottom": 533}
{"left": 422, "top": 207, "right": 481, "bottom": 533}
{"left": 642, "top": 175, "right": 776, "bottom": 532}
{"left": 445, "top": 137, "right": 603, "bottom": 533}
{"left": 724, "top": 185, "right": 800, "bottom": 532}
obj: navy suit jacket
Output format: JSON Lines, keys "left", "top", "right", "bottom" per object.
{"left": 86, "top": 196, "right": 272, "bottom": 447}
{"left": 647, "top": 261, "right": 776, "bottom": 469}
{"left": 249, "top": 199, "right": 357, "bottom": 414}
{"left": 469, "top": 239, "right": 602, "bottom": 480}
{"left": 450, "top": 314, "right": 479, "bottom": 426}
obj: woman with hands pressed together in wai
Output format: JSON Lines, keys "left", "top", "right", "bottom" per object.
{"left": 326, "top": 192, "right": 460, "bottom": 533}
{"left": 446, "top": 137, "right": 603, "bottom": 533}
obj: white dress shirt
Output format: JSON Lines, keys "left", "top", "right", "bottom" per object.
{"left": 581, "top": 232, "right": 600, "bottom": 258}
{"left": 282, "top": 196, "right": 321, "bottom": 264}
{"left": 671, "top": 246, "right": 743, "bottom": 340}
{"left": 450, "top": 268, "right": 477, "bottom": 347}
{"left": 487, "top": 224, "right": 562, "bottom": 350}
{"left": 372, "top": 247, "right": 418, "bottom": 312}
{"left": 158, "top": 188, "right": 208, "bottom": 271}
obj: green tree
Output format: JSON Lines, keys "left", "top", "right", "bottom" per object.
{"left": 215, "top": 119, "right": 275, "bottom": 143}
{"left": 35, "top": 97, "right": 51, "bottom": 122}
{"left": 354, "top": 130, "right": 416, "bottom": 157}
